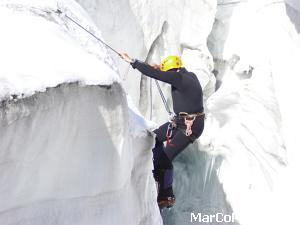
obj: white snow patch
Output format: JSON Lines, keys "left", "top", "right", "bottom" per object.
{"left": 127, "top": 95, "right": 158, "bottom": 137}
{"left": 0, "top": 0, "right": 120, "bottom": 100}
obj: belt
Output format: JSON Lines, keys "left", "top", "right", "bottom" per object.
{"left": 167, "top": 112, "right": 204, "bottom": 141}
{"left": 177, "top": 112, "right": 205, "bottom": 119}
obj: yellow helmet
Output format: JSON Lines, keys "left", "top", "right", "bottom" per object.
{"left": 160, "top": 56, "right": 183, "bottom": 72}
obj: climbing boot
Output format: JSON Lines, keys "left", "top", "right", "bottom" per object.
{"left": 157, "top": 187, "right": 176, "bottom": 209}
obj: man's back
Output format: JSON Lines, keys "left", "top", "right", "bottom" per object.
{"left": 171, "top": 68, "right": 203, "bottom": 114}
{"left": 131, "top": 60, "right": 203, "bottom": 114}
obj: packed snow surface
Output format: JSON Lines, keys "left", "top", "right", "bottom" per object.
{"left": 0, "top": 0, "right": 119, "bottom": 101}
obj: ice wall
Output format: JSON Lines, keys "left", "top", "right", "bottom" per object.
{"left": 286, "top": 0, "right": 300, "bottom": 28}
{"left": 0, "top": 1, "right": 161, "bottom": 225}
{"left": 0, "top": 83, "right": 160, "bottom": 225}
{"left": 206, "top": 0, "right": 300, "bottom": 224}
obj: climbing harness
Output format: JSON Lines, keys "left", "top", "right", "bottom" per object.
{"left": 166, "top": 122, "right": 175, "bottom": 146}
{"left": 55, "top": 9, "right": 121, "bottom": 57}
{"left": 184, "top": 117, "right": 195, "bottom": 136}
{"left": 164, "top": 112, "right": 204, "bottom": 145}
{"left": 178, "top": 112, "right": 205, "bottom": 137}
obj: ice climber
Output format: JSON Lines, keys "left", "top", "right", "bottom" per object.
{"left": 120, "top": 53, "right": 205, "bottom": 209}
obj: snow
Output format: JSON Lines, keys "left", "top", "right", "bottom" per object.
{"left": 127, "top": 95, "right": 158, "bottom": 137}
{"left": 0, "top": 0, "right": 119, "bottom": 101}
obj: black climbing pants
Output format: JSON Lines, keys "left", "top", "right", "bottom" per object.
{"left": 152, "top": 116, "right": 205, "bottom": 195}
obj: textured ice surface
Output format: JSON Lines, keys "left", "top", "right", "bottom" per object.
{"left": 0, "top": 83, "right": 161, "bottom": 225}
{"left": 206, "top": 1, "right": 300, "bottom": 224}
{"left": 0, "top": 1, "right": 162, "bottom": 225}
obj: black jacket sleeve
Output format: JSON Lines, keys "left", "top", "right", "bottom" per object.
{"left": 131, "top": 60, "right": 183, "bottom": 90}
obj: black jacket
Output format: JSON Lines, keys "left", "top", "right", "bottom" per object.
{"left": 131, "top": 60, "right": 203, "bottom": 114}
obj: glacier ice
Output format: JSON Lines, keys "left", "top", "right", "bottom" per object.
{"left": 206, "top": 1, "right": 300, "bottom": 225}
{"left": 0, "top": 1, "right": 162, "bottom": 224}
{"left": 0, "top": 82, "right": 161, "bottom": 225}
{"left": 1, "top": 0, "right": 300, "bottom": 225}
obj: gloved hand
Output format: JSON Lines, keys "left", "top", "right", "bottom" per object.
{"left": 120, "top": 53, "right": 134, "bottom": 63}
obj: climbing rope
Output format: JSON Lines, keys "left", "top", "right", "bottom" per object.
{"left": 55, "top": 9, "right": 121, "bottom": 57}
{"left": 217, "top": 1, "right": 248, "bottom": 6}
{"left": 55, "top": 8, "right": 173, "bottom": 117}
{"left": 149, "top": 75, "right": 173, "bottom": 119}
{"left": 150, "top": 78, "right": 153, "bottom": 120}
{"left": 55, "top": 9, "right": 133, "bottom": 87}
{"left": 122, "top": 63, "right": 131, "bottom": 81}
{"left": 150, "top": 0, "right": 186, "bottom": 118}
{"left": 154, "top": 80, "right": 174, "bottom": 116}
{"left": 148, "top": 74, "right": 174, "bottom": 119}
